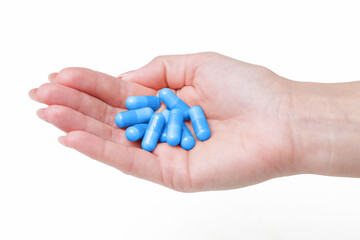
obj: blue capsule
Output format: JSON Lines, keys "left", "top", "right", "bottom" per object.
{"left": 160, "top": 109, "right": 170, "bottom": 143}
{"left": 161, "top": 109, "right": 170, "bottom": 121}
{"left": 141, "top": 113, "right": 166, "bottom": 152}
{"left": 115, "top": 107, "right": 154, "bottom": 128}
{"left": 189, "top": 105, "right": 211, "bottom": 141}
{"left": 126, "top": 96, "right": 161, "bottom": 111}
{"left": 125, "top": 123, "right": 148, "bottom": 142}
{"left": 180, "top": 123, "right": 196, "bottom": 150}
{"left": 167, "top": 109, "right": 183, "bottom": 146}
{"left": 159, "top": 88, "right": 190, "bottom": 120}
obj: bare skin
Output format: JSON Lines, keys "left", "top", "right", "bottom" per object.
{"left": 29, "top": 52, "right": 360, "bottom": 192}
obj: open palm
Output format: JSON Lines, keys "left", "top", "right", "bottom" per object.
{"left": 30, "top": 52, "right": 296, "bottom": 192}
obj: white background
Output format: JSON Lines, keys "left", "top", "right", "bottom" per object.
{"left": 1, "top": 0, "right": 359, "bottom": 239}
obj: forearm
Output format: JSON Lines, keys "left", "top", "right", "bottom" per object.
{"left": 289, "top": 81, "right": 360, "bottom": 177}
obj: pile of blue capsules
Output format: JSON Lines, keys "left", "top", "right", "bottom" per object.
{"left": 114, "top": 88, "right": 211, "bottom": 152}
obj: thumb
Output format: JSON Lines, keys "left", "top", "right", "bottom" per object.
{"left": 118, "top": 52, "right": 216, "bottom": 90}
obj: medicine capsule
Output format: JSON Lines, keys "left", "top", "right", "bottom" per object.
{"left": 167, "top": 109, "right": 183, "bottom": 146}
{"left": 126, "top": 96, "right": 161, "bottom": 111}
{"left": 141, "top": 113, "right": 166, "bottom": 152}
{"left": 125, "top": 123, "right": 148, "bottom": 142}
{"left": 160, "top": 109, "right": 170, "bottom": 143}
{"left": 159, "top": 88, "right": 190, "bottom": 120}
{"left": 189, "top": 105, "right": 211, "bottom": 141}
{"left": 115, "top": 107, "right": 154, "bottom": 128}
{"left": 180, "top": 123, "right": 196, "bottom": 150}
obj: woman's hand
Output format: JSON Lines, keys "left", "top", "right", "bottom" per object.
{"left": 29, "top": 52, "right": 360, "bottom": 192}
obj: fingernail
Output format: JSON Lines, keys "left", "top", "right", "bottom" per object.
{"left": 58, "top": 136, "right": 68, "bottom": 146}
{"left": 36, "top": 108, "right": 47, "bottom": 121}
{"left": 48, "top": 72, "right": 58, "bottom": 82}
{"left": 28, "top": 88, "right": 39, "bottom": 101}
{"left": 117, "top": 70, "right": 135, "bottom": 79}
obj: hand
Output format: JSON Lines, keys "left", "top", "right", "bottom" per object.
{"left": 28, "top": 52, "right": 297, "bottom": 191}
{"left": 29, "top": 52, "right": 360, "bottom": 192}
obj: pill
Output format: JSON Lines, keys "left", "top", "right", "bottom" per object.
{"left": 160, "top": 109, "right": 170, "bottom": 143}
{"left": 167, "top": 108, "right": 183, "bottom": 146}
{"left": 125, "top": 123, "right": 148, "bottom": 142}
{"left": 161, "top": 109, "right": 170, "bottom": 121}
{"left": 126, "top": 96, "right": 161, "bottom": 111}
{"left": 189, "top": 105, "right": 211, "bottom": 141}
{"left": 180, "top": 123, "right": 196, "bottom": 150}
{"left": 159, "top": 88, "right": 190, "bottom": 120}
{"left": 141, "top": 113, "right": 166, "bottom": 152}
{"left": 115, "top": 107, "right": 154, "bottom": 128}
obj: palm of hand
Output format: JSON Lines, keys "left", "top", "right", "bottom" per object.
{"left": 30, "top": 53, "right": 295, "bottom": 192}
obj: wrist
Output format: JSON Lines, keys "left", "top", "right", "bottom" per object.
{"left": 289, "top": 81, "right": 360, "bottom": 177}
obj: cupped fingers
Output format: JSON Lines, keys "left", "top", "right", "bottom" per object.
{"left": 31, "top": 83, "right": 121, "bottom": 127}
{"left": 38, "top": 105, "right": 137, "bottom": 147}
{"left": 52, "top": 67, "right": 156, "bottom": 108}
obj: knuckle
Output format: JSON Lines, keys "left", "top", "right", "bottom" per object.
{"left": 57, "top": 67, "right": 85, "bottom": 85}
{"left": 151, "top": 55, "right": 169, "bottom": 65}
